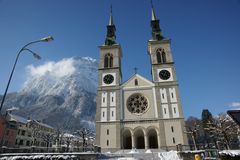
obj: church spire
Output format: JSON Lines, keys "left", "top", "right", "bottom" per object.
{"left": 151, "top": 0, "right": 157, "bottom": 21}
{"left": 105, "top": 5, "right": 117, "bottom": 46}
{"left": 109, "top": 5, "right": 114, "bottom": 25}
{"left": 150, "top": 0, "right": 164, "bottom": 41}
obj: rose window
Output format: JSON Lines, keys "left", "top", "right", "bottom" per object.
{"left": 127, "top": 93, "right": 148, "bottom": 114}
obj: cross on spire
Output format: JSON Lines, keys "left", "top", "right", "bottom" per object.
{"left": 134, "top": 67, "right": 138, "bottom": 74}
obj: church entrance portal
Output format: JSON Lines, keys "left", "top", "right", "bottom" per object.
{"left": 148, "top": 129, "right": 158, "bottom": 148}
{"left": 134, "top": 129, "right": 145, "bottom": 149}
{"left": 123, "top": 129, "right": 132, "bottom": 149}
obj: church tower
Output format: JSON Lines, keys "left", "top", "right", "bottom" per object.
{"left": 95, "top": 6, "right": 122, "bottom": 151}
{"left": 147, "top": 3, "right": 188, "bottom": 148}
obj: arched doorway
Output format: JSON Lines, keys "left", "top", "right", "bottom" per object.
{"left": 122, "top": 129, "right": 132, "bottom": 149}
{"left": 134, "top": 129, "right": 145, "bottom": 149}
{"left": 148, "top": 129, "right": 158, "bottom": 149}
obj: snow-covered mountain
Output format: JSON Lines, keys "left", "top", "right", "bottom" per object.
{"left": 0, "top": 57, "right": 98, "bottom": 131}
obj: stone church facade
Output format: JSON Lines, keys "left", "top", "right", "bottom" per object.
{"left": 95, "top": 4, "right": 188, "bottom": 152}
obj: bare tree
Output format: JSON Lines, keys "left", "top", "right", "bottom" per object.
{"left": 62, "top": 133, "right": 74, "bottom": 152}
{"left": 204, "top": 113, "right": 239, "bottom": 150}
{"left": 75, "top": 128, "right": 94, "bottom": 152}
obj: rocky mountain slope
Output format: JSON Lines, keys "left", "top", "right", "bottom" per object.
{"left": 0, "top": 57, "right": 98, "bottom": 131}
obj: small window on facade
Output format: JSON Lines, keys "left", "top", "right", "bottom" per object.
{"left": 107, "top": 140, "right": 109, "bottom": 146}
{"left": 19, "top": 140, "right": 23, "bottom": 145}
{"left": 103, "top": 97, "right": 105, "bottom": 103}
{"left": 103, "top": 112, "right": 105, "bottom": 117}
{"left": 171, "top": 126, "right": 174, "bottom": 133}
{"left": 162, "top": 94, "right": 165, "bottom": 99}
{"left": 107, "top": 129, "right": 109, "bottom": 135}
{"left": 112, "top": 111, "right": 114, "bottom": 117}
{"left": 164, "top": 108, "right": 167, "bottom": 114}
{"left": 174, "top": 107, "right": 176, "bottom": 113}
{"left": 22, "top": 130, "right": 25, "bottom": 136}
{"left": 173, "top": 137, "right": 175, "bottom": 144}
{"left": 112, "top": 97, "right": 114, "bottom": 102}
{"left": 171, "top": 93, "right": 174, "bottom": 98}
{"left": 135, "top": 79, "right": 138, "bottom": 86}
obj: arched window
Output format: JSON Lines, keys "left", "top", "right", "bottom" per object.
{"left": 156, "top": 48, "right": 167, "bottom": 64}
{"left": 156, "top": 49, "right": 162, "bottom": 64}
{"left": 104, "top": 55, "right": 109, "bottom": 68}
{"left": 135, "top": 79, "right": 138, "bottom": 86}
{"left": 162, "top": 51, "right": 166, "bottom": 63}
{"left": 104, "top": 53, "right": 113, "bottom": 68}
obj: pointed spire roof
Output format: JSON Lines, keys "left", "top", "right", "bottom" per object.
{"left": 104, "top": 5, "right": 117, "bottom": 46}
{"left": 108, "top": 5, "right": 114, "bottom": 26}
{"left": 151, "top": 0, "right": 157, "bottom": 21}
{"left": 150, "top": 0, "right": 164, "bottom": 41}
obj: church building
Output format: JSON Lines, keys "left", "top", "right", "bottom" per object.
{"left": 95, "top": 4, "right": 188, "bottom": 151}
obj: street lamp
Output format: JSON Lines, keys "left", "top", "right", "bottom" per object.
{"left": 0, "top": 36, "right": 54, "bottom": 113}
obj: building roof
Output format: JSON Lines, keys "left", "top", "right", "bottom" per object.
{"left": 7, "top": 113, "right": 28, "bottom": 124}
{"left": 31, "top": 119, "right": 54, "bottom": 129}
{"left": 7, "top": 113, "right": 53, "bottom": 129}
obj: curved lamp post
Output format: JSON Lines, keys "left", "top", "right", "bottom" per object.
{"left": 0, "top": 36, "right": 54, "bottom": 113}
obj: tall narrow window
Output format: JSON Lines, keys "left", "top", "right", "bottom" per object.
{"left": 110, "top": 56, "right": 113, "bottom": 67}
{"left": 164, "top": 108, "right": 167, "bottom": 114}
{"left": 171, "top": 126, "right": 174, "bottom": 133}
{"left": 112, "top": 97, "right": 114, "bottom": 102}
{"left": 104, "top": 55, "right": 109, "bottom": 68}
{"left": 156, "top": 48, "right": 167, "bottom": 64}
{"left": 174, "top": 107, "right": 176, "bottom": 113}
{"left": 173, "top": 137, "right": 175, "bottom": 144}
{"left": 107, "top": 129, "right": 109, "bottom": 135}
{"left": 103, "top": 97, "right": 105, "bottom": 103}
{"left": 103, "top": 112, "right": 105, "bottom": 117}
{"left": 107, "top": 140, "right": 109, "bottom": 146}
{"left": 135, "top": 79, "right": 138, "bottom": 86}
{"left": 162, "top": 51, "right": 166, "bottom": 63}
{"left": 156, "top": 49, "right": 162, "bottom": 63}
{"left": 112, "top": 111, "right": 114, "bottom": 117}
{"left": 104, "top": 53, "right": 113, "bottom": 68}
{"left": 162, "top": 93, "right": 165, "bottom": 99}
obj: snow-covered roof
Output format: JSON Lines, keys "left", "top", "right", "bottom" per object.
{"left": 7, "top": 113, "right": 28, "bottom": 124}
{"left": 31, "top": 119, "right": 53, "bottom": 129}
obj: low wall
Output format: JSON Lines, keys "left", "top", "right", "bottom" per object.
{"left": 0, "top": 153, "right": 98, "bottom": 160}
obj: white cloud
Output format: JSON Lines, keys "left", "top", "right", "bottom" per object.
{"left": 26, "top": 58, "right": 76, "bottom": 78}
{"left": 229, "top": 102, "right": 240, "bottom": 108}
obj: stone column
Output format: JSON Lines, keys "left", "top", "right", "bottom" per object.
{"left": 145, "top": 135, "right": 149, "bottom": 149}
{"left": 131, "top": 134, "right": 135, "bottom": 149}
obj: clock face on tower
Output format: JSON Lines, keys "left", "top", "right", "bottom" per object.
{"left": 103, "top": 74, "right": 114, "bottom": 84}
{"left": 159, "top": 70, "right": 171, "bottom": 80}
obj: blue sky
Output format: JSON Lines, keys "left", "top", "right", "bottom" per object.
{"left": 0, "top": 0, "right": 240, "bottom": 118}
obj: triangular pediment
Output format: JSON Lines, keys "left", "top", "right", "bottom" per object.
{"left": 122, "top": 74, "right": 154, "bottom": 88}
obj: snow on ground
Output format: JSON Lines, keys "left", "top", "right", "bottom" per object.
{"left": 158, "top": 151, "right": 181, "bottom": 160}
{"left": 128, "top": 149, "right": 139, "bottom": 154}
{"left": 219, "top": 150, "right": 240, "bottom": 157}
{"left": 145, "top": 149, "right": 152, "bottom": 153}
{"left": 0, "top": 155, "right": 76, "bottom": 160}
{"left": 0, "top": 151, "right": 182, "bottom": 160}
